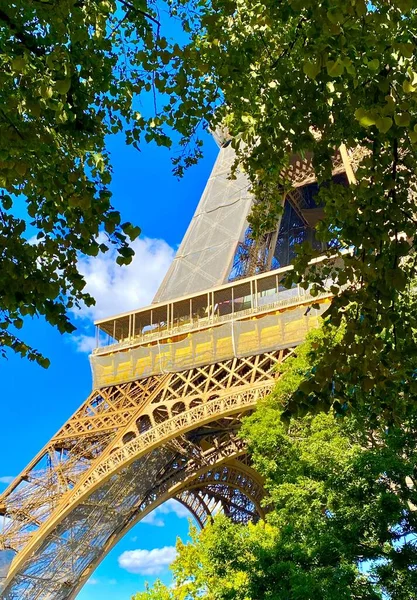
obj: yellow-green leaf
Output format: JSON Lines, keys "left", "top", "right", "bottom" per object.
{"left": 11, "top": 56, "right": 26, "bottom": 72}
{"left": 326, "top": 59, "right": 344, "bottom": 78}
{"left": 54, "top": 79, "right": 71, "bottom": 95}
{"left": 403, "top": 80, "right": 416, "bottom": 94}
{"left": 354, "top": 108, "right": 377, "bottom": 127}
{"left": 394, "top": 112, "right": 411, "bottom": 127}
{"left": 375, "top": 117, "right": 393, "bottom": 134}
{"left": 303, "top": 61, "right": 321, "bottom": 80}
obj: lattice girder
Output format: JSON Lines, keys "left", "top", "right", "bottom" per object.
{"left": 0, "top": 349, "right": 292, "bottom": 599}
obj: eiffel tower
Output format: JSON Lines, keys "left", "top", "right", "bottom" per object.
{"left": 0, "top": 137, "right": 357, "bottom": 599}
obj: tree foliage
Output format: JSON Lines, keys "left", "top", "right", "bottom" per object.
{"left": 4, "top": 0, "right": 417, "bottom": 387}
{"left": 146, "top": 0, "right": 417, "bottom": 419}
{"left": 0, "top": 0, "right": 168, "bottom": 364}
{"left": 133, "top": 331, "right": 417, "bottom": 600}
{"left": 127, "top": 4, "right": 417, "bottom": 597}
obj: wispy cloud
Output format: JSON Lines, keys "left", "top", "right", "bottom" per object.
{"left": 118, "top": 546, "right": 177, "bottom": 575}
{"left": 70, "top": 236, "right": 175, "bottom": 352}
{"left": 86, "top": 577, "right": 117, "bottom": 586}
{"left": 140, "top": 499, "right": 191, "bottom": 527}
{"left": 0, "top": 476, "right": 15, "bottom": 485}
{"left": 158, "top": 499, "right": 190, "bottom": 519}
{"left": 75, "top": 236, "right": 174, "bottom": 321}
{"left": 141, "top": 512, "right": 165, "bottom": 527}
{"left": 71, "top": 334, "right": 96, "bottom": 354}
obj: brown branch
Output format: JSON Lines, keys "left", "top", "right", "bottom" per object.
{"left": 0, "top": 8, "right": 45, "bottom": 56}
{"left": 271, "top": 17, "right": 307, "bottom": 68}
{"left": 107, "top": 11, "right": 131, "bottom": 39}
{"left": 116, "top": 0, "right": 161, "bottom": 37}
{"left": 0, "top": 108, "right": 24, "bottom": 140}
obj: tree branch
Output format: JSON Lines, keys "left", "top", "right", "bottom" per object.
{"left": 116, "top": 0, "right": 161, "bottom": 36}
{"left": 0, "top": 8, "right": 45, "bottom": 56}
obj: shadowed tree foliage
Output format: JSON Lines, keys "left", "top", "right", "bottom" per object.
{"left": 0, "top": 0, "right": 212, "bottom": 365}
{"left": 0, "top": 0, "right": 163, "bottom": 365}
{"left": 153, "top": 0, "right": 417, "bottom": 419}
{"left": 133, "top": 330, "right": 417, "bottom": 600}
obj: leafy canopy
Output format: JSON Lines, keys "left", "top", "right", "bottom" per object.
{"left": 128, "top": 4, "right": 417, "bottom": 596}
{"left": 148, "top": 0, "right": 417, "bottom": 418}
{"left": 0, "top": 0, "right": 165, "bottom": 364}
{"left": 133, "top": 331, "right": 417, "bottom": 600}
{"left": 0, "top": 0, "right": 208, "bottom": 365}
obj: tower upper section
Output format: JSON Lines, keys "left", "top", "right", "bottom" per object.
{"left": 153, "top": 141, "right": 352, "bottom": 304}
{"left": 90, "top": 143, "right": 356, "bottom": 389}
{"left": 153, "top": 142, "right": 253, "bottom": 303}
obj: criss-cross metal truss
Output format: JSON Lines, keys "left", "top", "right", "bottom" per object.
{"left": 0, "top": 141, "right": 357, "bottom": 599}
{"left": 0, "top": 349, "right": 291, "bottom": 599}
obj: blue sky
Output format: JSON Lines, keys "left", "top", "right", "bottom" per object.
{"left": 0, "top": 114, "right": 219, "bottom": 597}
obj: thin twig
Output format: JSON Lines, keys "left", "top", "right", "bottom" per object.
{"left": 116, "top": 0, "right": 161, "bottom": 37}
{"left": 0, "top": 108, "right": 24, "bottom": 140}
{"left": 0, "top": 8, "right": 45, "bottom": 56}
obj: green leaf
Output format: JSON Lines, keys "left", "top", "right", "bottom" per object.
{"left": 38, "top": 357, "right": 51, "bottom": 369}
{"left": 326, "top": 59, "right": 344, "bottom": 78}
{"left": 11, "top": 56, "right": 26, "bottom": 72}
{"left": 354, "top": 108, "right": 377, "bottom": 127}
{"left": 40, "top": 84, "right": 53, "bottom": 99}
{"left": 394, "top": 112, "right": 411, "bottom": 127}
{"left": 122, "top": 223, "right": 141, "bottom": 240}
{"left": 54, "top": 79, "right": 71, "bottom": 95}
{"left": 375, "top": 116, "right": 393, "bottom": 133}
{"left": 403, "top": 80, "right": 416, "bottom": 94}
{"left": 327, "top": 8, "right": 344, "bottom": 24}
{"left": 303, "top": 61, "right": 321, "bottom": 80}
{"left": 1, "top": 195, "right": 12, "bottom": 210}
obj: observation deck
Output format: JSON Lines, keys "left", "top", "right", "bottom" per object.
{"left": 91, "top": 258, "right": 335, "bottom": 389}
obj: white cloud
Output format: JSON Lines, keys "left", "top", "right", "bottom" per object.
{"left": 71, "top": 334, "right": 96, "bottom": 354}
{"left": 75, "top": 236, "right": 174, "bottom": 322}
{"left": 141, "top": 512, "right": 165, "bottom": 527}
{"left": 70, "top": 236, "right": 174, "bottom": 353}
{"left": 86, "top": 577, "right": 117, "bottom": 586}
{"left": 140, "top": 499, "right": 191, "bottom": 527}
{"left": 0, "top": 477, "right": 15, "bottom": 485}
{"left": 158, "top": 499, "right": 190, "bottom": 519}
{"left": 118, "top": 546, "right": 177, "bottom": 575}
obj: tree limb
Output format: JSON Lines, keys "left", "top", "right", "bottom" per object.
{"left": 0, "top": 8, "right": 45, "bottom": 56}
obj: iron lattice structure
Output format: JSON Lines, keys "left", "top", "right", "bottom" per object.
{"left": 0, "top": 141, "right": 357, "bottom": 599}
{"left": 0, "top": 351, "right": 290, "bottom": 599}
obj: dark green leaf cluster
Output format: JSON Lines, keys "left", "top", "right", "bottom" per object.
{"left": 133, "top": 326, "right": 417, "bottom": 600}
{"left": 154, "top": 0, "right": 417, "bottom": 419}
{"left": 133, "top": 354, "right": 417, "bottom": 599}
{"left": 0, "top": 0, "right": 160, "bottom": 363}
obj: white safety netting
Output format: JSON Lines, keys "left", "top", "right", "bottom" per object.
{"left": 153, "top": 143, "right": 253, "bottom": 303}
